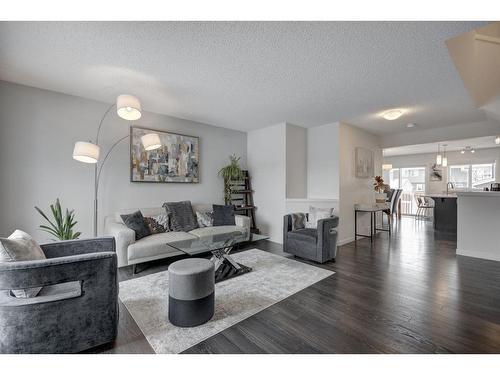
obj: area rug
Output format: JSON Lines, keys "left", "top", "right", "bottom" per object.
{"left": 119, "top": 249, "right": 334, "bottom": 354}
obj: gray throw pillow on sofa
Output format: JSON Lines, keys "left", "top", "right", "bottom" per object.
{"left": 0, "top": 230, "right": 46, "bottom": 298}
{"left": 212, "top": 205, "right": 236, "bottom": 226}
{"left": 121, "top": 211, "right": 151, "bottom": 240}
{"left": 162, "top": 201, "right": 198, "bottom": 232}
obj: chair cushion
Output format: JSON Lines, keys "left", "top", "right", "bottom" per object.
{"left": 128, "top": 231, "right": 197, "bottom": 261}
{"left": 212, "top": 205, "right": 236, "bottom": 226}
{"left": 188, "top": 225, "right": 246, "bottom": 239}
{"left": 287, "top": 228, "right": 318, "bottom": 244}
{"left": 0, "top": 230, "right": 46, "bottom": 298}
{"left": 121, "top": 211, "right": 151, "bottom": 240}
{"left": 163, "top": 201, "right": 198, "bottom": 232}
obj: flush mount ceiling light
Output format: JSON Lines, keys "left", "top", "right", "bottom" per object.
{"left": 381, "top": 109, "right": 404, "bottom": 121}
{"left": 495, "top": 136, "right": 500, "bottom": 145}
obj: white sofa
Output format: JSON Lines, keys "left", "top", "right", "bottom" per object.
{"left": 104, "top": 204, "right": 251, "bottom": 269}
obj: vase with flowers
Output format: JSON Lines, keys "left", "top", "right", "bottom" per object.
{"left": 373, "top": 176, "right": 389, "bottom": 203}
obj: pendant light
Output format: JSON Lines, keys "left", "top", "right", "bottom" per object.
{"left": 436, "top": 144, "right": 442, "bottom": 166}
{"left": 442, "top": 145, "right": 448, "bottom": 167}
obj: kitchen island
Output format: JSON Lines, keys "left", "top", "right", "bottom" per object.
{"left": 456, "top": 191, "right": 500, "bottom": 262}
{"left": 425, "top": 194, "right": 457, "bottom": 233}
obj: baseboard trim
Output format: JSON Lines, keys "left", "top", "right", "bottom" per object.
{"left": 338, "top": 237, "right": 355, "bottom": 246}
{"left": 456, "top": 248, "right": 500, "bottom": 262}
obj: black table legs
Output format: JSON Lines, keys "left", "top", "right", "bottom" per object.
{"left": 355, "top": 210, "right": 391, "bottom": 242}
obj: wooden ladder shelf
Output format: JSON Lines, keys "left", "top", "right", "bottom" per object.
{"left": 225, "top": 170, "right": 259, "bottom": 233}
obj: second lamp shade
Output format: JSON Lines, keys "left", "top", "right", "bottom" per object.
{"left": 73, "top": 141, "right": 100, "bottom": 163}
{"left": 141, "top": 133, "right": 162, "bottom": 151}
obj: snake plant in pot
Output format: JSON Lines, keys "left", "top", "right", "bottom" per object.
{"left": 35, "top": 198, "right": 81, "bottom": 240}
{"left": 218, "top": 154, "right": 245, "bottom": 204}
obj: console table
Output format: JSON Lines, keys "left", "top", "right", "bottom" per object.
{"left": 354, "top": 203, "right": 391, "bottom": 242}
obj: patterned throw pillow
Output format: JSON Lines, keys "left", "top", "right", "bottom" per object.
{"left": 290, "top": 212, "right": 306, "bottom": 231}
{"left": 143, "top": 215, "right": 168, "bottom": 234}
{"left": 196, "top": 211, "right": 214, "bottom": 227}
{"left": 306, "top": 207, "right": 334, "bottom": 229}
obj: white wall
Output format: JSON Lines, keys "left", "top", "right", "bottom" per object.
{"left": 384, "top": 147, "right": 500, "bottom": 194}
{"left": 285, "top": 124, "right": 307, "bottom": 199}
{"left": 0, "top": 81, "right": 247, "bottom": 241}
{"left": 338, "top": 123, "right": 383, "bottom": 245}
{"left": 307, "top": 123, "right": 340, "bottom": 199}
{"left": 247, "top": 123, "right": 286, "bottom": 243}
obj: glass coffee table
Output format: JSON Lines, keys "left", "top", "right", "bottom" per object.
{"left": 168, "top": 231, "right": 269, "bottom": 283}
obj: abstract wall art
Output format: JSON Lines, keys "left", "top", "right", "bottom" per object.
{"left": 130, "top": 126, "right": 199, "bottom": 183}
{"left": 430, "top": 163, "right": 443, "bottom": 181}
{"left": 355, "top": 147, "right": 374, "bottom": 178}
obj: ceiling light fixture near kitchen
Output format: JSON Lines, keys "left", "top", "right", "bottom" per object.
{"left": 460, "top": 146, "right": 475, "bottom": 154}
{"left": 442, "top": 144, "right": 448, "bottom": 167}
{"left": 495, "top": 136, "right": 500, "bottom": 145}
{"left": 436, "top": 144, "right": 442, "bottom": 166}
{"left": 381, "top": 109, "right": 404, "bottom": 121}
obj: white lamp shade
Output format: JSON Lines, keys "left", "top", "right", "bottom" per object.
{"left": 442, "top": 156, "right": 448, "bottom": 167}
{"left": 141, "top": 133, "right": 162, "bottom": 151}
{"left": 436, "top": 154, "right": 442, "bottom": 165}
{"left": 73, "top": 141, "right": 100, "bottom": 163}
{"left": 116, "top": 94, "right": 142, "bottom": 121}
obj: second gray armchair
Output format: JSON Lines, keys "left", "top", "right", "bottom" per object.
{"left": 283, "top": 214, "right": 339, "bottom": 263}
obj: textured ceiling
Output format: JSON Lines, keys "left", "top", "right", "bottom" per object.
{"left": 0, "top": 21, "right": 490, "bottom": 133}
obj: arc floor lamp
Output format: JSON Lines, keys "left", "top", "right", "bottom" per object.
{"left": 72, "top": 94, "right": 161, "bottom": 236}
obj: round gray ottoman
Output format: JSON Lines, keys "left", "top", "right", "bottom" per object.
{"left": 168, "top": 258, "right": 215, "bottom": 327}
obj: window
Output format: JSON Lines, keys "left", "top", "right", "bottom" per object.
{"left": 388, "top": 166, "right": 426, "bottom": 215}
{"left": 449, "top": 163, "right": 495, "bottom": 190}
{"left": 472, "top": 163, "right": 495, "bottom": 188}
{"left": 449, "top": 165, "right": 470, "bottom": 189}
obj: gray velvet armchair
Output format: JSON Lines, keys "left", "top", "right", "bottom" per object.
{"left": 283, "top": 214, "right": 339, "bottom": 263}
{"left": 0, "top": 237, "right": 118, "bottom": 353}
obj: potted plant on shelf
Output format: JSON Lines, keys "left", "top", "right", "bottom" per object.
{"left": 373, "top": 176, "right": 389, "bottom": 203}
{"left": 218, "top": 154, "right": 245, "bottom": 205}
{"left": 35, "top": 198, "right": 81, "bottom": 241}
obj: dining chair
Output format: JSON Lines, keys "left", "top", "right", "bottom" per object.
{"left": 415, "top": 195, "right": 434, "bottom": 220}
{"left": 383, "top": 188, "right": 402, "bottom": 225}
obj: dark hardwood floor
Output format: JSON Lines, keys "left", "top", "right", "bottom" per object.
{"left": 94, "top": 217, "right": 500, "bottom": 354}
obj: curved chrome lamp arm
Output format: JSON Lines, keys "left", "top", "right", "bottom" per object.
{"left": 93, "top": 134, "right": 129, "bottom": 236}
{"left": 92, "top": 104, "right": 124, "bottom": 237}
